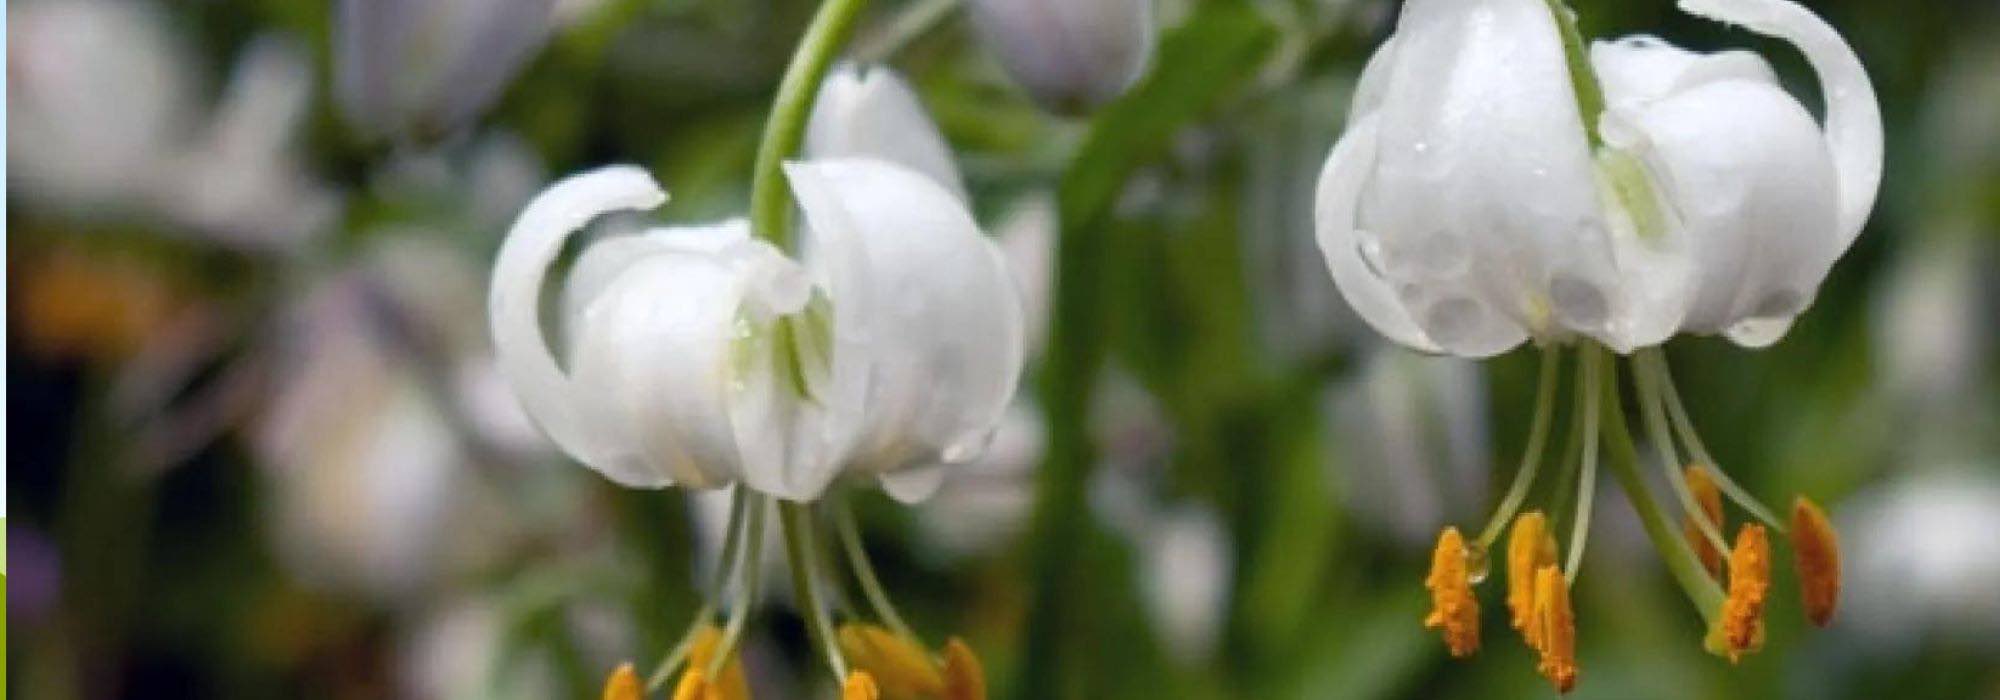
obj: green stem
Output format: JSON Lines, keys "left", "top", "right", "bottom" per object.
{"left": 781, "top": 501, "right": 850, "bottom": 679}
{"left": 834, "top": 499, "right": 917, "bottom": 639}
{"left": 1594, "top": 347, "right": 1726, "bottom": 618}
{"left": 750, "top": 0, "right": 875, "bottom": 249}
{"left": 1542, "top": 0, "right": 1606, "bottom": 147}
{"left": 1477, "top": 348, "right": 1563, "bottom": 548}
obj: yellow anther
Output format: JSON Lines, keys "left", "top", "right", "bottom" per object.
{"left": 1711, "top": 524, "right": 1770, "bottom": 663}
{"left": 842, "top": 671, "right": 881, "bottom": 700}
{"left": 1530, "top": 565, "right": 1578, "bottom": 693}
{"left": 1507, "top": 511, "right": 1558, "bottom": 644}
{"left": 1422, "top": 527, "right": 1481, "bottom": 658}
{"left": 838, "top": 624, "right": 946, "bottom": 698}
{"left": 1790, "top": 496, "right": 1841, "bottom": 627}
{"left": 687, "top": 625, "right": 750, "bottom": 700}
{"left": 602, "top": 663, "right": 643, "bottom": 700}
{"left": 941, "top": 637, "right": 987, "bottom": 700}
{"left": 671, "top": 668, "right": 709, "bottom": 700}
{"left": 1683, "top": 465, "right": 1726, "bottom": 579}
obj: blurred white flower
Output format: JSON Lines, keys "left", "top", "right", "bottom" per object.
{"left": 1839, "top": 470, "right": 2000, "bottom": 651}
{"left": 915, "top": 404, "right": 1047, "bottom": 556}
{"left": 966, "top": 0, "right": 1155, "bottom": 113}
{"left": 258, "top": 239, "right": 534, "bottom": 597}
{"left": 1872, "top": 235, "right": 1991, "bottom": 421}
{"left": 161, "top": 37, "right": 340, "bottom": 249}
{"left": 7, "top": 0, "right": 192, "bottom": 211}
{"left": 402, "top": 598, "right": 570, "bottom": 700}
{"left": 1330, "top": 349, "right": 1491, "bottom": 547}
{"left": 1317, "top": 0, "right": 1881, "bottom": 356}
{"left": 992, "top": 194, "right": 1057, "bottom": 357}
{"left": 7, "top": 0, "right": 335, "bottom": 249}
{"left": 1140, "top": 505, "right": 1232, "bottom": 664}
{"left": 490, "top": 67, "right": 1025, "bottom": 503}
{"left": 337, "top": 0, "right": 557, "bottom": 140}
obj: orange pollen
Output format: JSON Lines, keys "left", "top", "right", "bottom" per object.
{"left": 1423, "top": 527, "right": 1481, "bottom": 658}
{"left": 601, "top": 662, "right": 642, "bottom": 700}
{"left": 942, "top": 637, "right": 988, "bottom": 700}
{"left": 838, "top": 623, "right": 946, "bottom": 698}
{"left": 1531, "top": 565, "right": 1578, "bottom": 693}
{"left": 1507, "top": 511, "right": 1558, "bottom": 643}
{"left": 1718, "top": 524, "right": 1771, "bottom": 662}
{"left": 671, "top": 668, "right": 710, "bottom": 700}
{"left": 1683, "top": 465, "right": 1726, "bottom": 579}
{"left": 842, "top": 671, "right": 881, "bottom": 700}
{"left": 1790, "top": 496, "right": 1842, "bottom": 627}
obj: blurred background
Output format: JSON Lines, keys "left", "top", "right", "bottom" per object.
{"left": 6, "top": 0, "right": 1998, "bottom": 697}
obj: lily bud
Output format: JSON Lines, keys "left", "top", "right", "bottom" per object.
{"left": 965, "top": 0, "right": 1154, "bottom": 114}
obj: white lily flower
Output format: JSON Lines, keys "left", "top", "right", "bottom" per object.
{"left": 337, "top": 0, "right": 556, "bottom": 140}
{"left": 491, "top": 72, "right": 1024, "bottom": 503}
{"left": 966, "top": 0, "right": 1155, "bottom": 113}
{"left": 1316, "top": 0, "right": 1881, "bottom": 356}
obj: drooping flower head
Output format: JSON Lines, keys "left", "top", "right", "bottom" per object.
{"left": 1324, "top": 0, "right": 1876, "bottom": 688}
{"left": 495, "top": 61, "right": 1013, "bottom": 697}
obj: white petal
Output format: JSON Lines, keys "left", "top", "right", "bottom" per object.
{"left": 806, "top": 63, "right": 968, "bottom": 201}
{"left": 568, "top": 246, "right": 773, "bottom": 488}
{"left": 1312, "top": 116, "right": 1441, "bottom": 354}
{"left": 1349, "top": 35, "right": 1399, "bottom": 123}
{"left": 1678, "top": 0, "right": 1882, "bottom": 244}
{"left": 1362, "top": 0, "right": 1591, "bottom": 354}
{"left": 786, "top": 158, "right": 1027, "bottom": 494}
{"left": 489, "top": 165, "right": 667, "bottom": 485}
{"left": 1604, "top": 80, "right": 1840, "bottom": 343}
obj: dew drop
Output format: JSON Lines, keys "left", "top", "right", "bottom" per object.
{"left": 1464, "top": 542, "right": 1492, "bottom": 584}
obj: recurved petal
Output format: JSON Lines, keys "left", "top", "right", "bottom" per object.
{"left": 786, "top": 158, "right": 1027, "bottom": 497}
{"left": 489, "top": 165, "right": 666, "bottom": 485}
{"left": 1313, "top": 116, "right": 1443, "bottom": 354}
{"left": 806, "top": 63, "right": 968, "bottom": 201}
{"left": 1678, "top": 0, "right": 1882, "bottom": 244}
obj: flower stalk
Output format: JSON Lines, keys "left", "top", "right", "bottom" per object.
{"left": 751, "top": 0, "right": 875, "bottom": 250}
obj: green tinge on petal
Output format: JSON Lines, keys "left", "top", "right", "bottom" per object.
{"left": 1597, "top": 148, "right": 1669, "bottom": 243}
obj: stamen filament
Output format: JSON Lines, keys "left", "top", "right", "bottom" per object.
{"left": 1478, "top": 348, "right": 1564, "bottom": 548}
{"left": 1547, "top": 361, "right": 1589, "bottom": 532}
{"left": 648, "top": 487, "right": 753, "bottom": 691}
{"left": 708, "top": 495, "right": 772, "bottom": 677}
{"left": 1642, "top": 350, "right": 1786, "bottom": 533}
{"left": 1632, "top": 355, "right": 1730, "bottom": 556}
{"left": 1564, "top": 347, "right": 1602, "bottom": 582}
{"left": 1595, "top": 348, "right": 1726, "bottom": 618}
{"left": 782, "top": 500, "right": 852, "bottom": 679}
{"left": 835, "top": 499, "right": 918, "bottom": 640}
